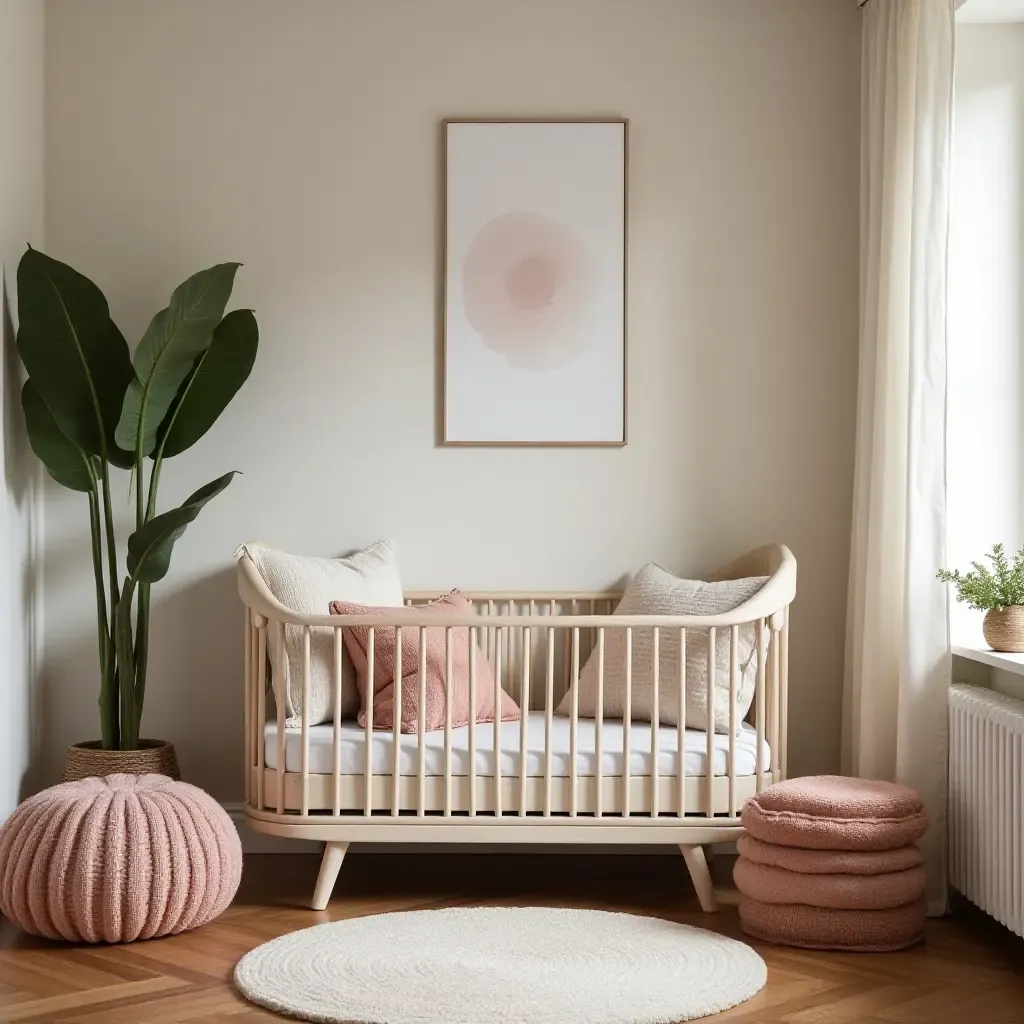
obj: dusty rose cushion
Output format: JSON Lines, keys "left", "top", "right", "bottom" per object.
{"left": 734, "top": 858, "right": 926, "bottom": 911}
{"left": 0, "top": 774, "right": 241, "bottom": 943}
{"left": 739, "top": 895, "right": 926, "bottom": 952}
{"left": 741, "top": 776, "right": 928, "bottom": 851}
{"left": 737, "top": 836, "right": 924, "bottom": 875}
{"left": 331, "top": 590, "right": 520, "bottom": 733}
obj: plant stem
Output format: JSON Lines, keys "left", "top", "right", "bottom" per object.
{"left": 87, "top": 476, "right": 117, "bottom": 749}
{"left": 127, "top": 439, "right": 158, "bottom": 750}
{"left": 145, "top": 448, "right": 163, "bottom": 522}
{"left": 132, "top": 586, "right": 149, "bottom": 747}
{"left": 98, "top": 461, "right": 124, "bottom": 748}
{"left": 114, "top": 578, "right": 136, "bottom": 750}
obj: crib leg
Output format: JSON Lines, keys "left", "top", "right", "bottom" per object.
{"left": 679, "top": 844, "right": 718, "bottom": 912}
{"left": 311, "top": 841, "right": 349, "bottom": 910}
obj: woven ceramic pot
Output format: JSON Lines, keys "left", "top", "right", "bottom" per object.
{"left": 61, "top": 739, "right": 181, "bottom": 782}
{"left": 0, "top": 774, "right": 241, "bottom": 942}
{"left": 982, "top": 606, "right": 1024, "bottom": 654}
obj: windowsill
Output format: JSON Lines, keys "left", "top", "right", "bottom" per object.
{"left": 951, "top": 643, "right": 1024, "bottom": 677}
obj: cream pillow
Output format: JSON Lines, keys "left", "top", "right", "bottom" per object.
{"left": 241, "top": 540, "right": 404, "bottom": 725}
{"left": 557, "top": 564, "right": 768, "bottom": 733}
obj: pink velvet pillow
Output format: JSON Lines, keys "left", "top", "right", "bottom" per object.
{"left": 329, "top": 590, "right": 520, "bottom": 733}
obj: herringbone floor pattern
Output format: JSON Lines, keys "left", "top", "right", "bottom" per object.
{"left": 0, "top": 853, "right": 1021, "bottom": 1023}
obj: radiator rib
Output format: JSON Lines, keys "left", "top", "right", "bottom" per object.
{"left": 949, "top": 683, "right": 1024, "bottom": 938}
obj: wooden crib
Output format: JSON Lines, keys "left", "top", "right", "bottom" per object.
{"left": 238, "top": 544, "right": 796, "bottom": 911}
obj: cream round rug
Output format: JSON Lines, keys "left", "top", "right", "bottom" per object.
{"left": 234, "top": 907, "right": 766, "bottom": 1023}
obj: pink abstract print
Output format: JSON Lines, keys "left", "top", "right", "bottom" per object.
{"left": 462, "top": 211, "right": 594, "bottom": 371}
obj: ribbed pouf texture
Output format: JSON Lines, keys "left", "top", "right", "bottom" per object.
{"left": 739, "top": 896, "right": 928, "bottom": 953}
{"left": 736, "top": 776, "right": 927, "bottom": 951}
{"left": 0, "top": 774, "right": 242, "bottom": 943}
{"left": 235, "top": 907, "right": 768, "bottom": 1024}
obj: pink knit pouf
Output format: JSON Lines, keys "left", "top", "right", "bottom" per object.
{"left": 0, "top": 774, "right": 242, "bottom": 943}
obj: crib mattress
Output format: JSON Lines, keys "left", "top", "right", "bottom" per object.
{"left": 263, "top": 713, "right": 770, "bottom": 778}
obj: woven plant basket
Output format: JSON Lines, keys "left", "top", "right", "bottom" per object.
{"left": 982, "top": 606, "right": 1024, "bottom": 654}
{"left": 61, "top": 740, "right": 181, "bottom": 782}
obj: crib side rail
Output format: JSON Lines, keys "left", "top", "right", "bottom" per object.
{"left": 243, "top": 601, "right": 792, "bottom": 823}
{"left": 237, "top": 549, "right": 797, "bottom": 632}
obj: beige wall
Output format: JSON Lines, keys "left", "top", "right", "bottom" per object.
{"left": 0, "top": 1, "right": 44, "bottom": 819}
{"left": 43, "top": 0, "right": 860, "bottom": 800}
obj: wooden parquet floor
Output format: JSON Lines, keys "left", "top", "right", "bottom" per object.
{"left": 0, "top": 853, "right": 1022, "bottom": 1023}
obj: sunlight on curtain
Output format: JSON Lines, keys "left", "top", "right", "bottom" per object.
{"left": 844, "top": 0, "right": 955, "bottom": 916}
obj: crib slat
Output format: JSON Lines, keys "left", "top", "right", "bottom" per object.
{"left": 444, "top": 626, "right": 453, "bottom": 816}
{"left": 418, "top": 626, "right": 427, "bottom": 817}
{"left": 493, "top": 625, "right": 503, "bottom": 817}
{"left": 565, "top": 600, "right": 577, "bottom": 699}
{"left": 469, "top": 626, "right": 477, "bottom": 817}
{"left": 706, "top": 627, "right": 716, "bottom": 816}
{"left": 256, "top": 622, "right": 267, "bottom": 811}
{"left": 244, "top": 611, "right": 252, "bottom": 805}
{"left": 569, "top": 626, "right": 580, "bottom": 817}
{"left": 771, "top": 621, "right": 781, "bottom": 779}
{"left": 755, "top": 618, "right": 766, "bottom": 792}
{"left": 276, "top": 619, "right": 286, "bottom": 815}
{"left": 519, "top": 628, "right": 531, "bottom": 816}
{"left": 623, "top": 626, "right": 632, "bottom": 817}
{"left": 506, "top": 601, "right": 515, "bottom": 720}
{"left": 544, "top": 624, "right": 555, "bottom": 817}
{"left": 651, "top": 627, "right": 660, "bottom": 818}
{"left": 728, "top": 624, "right": 739, "bottom": 816}
{"left": 595, "top": 626, "right": 605, "bottom": 818}
{"left": 333, "top": 627, "right": 343, "bottom": 816}
{"left": 392, "top": 627, "right": 402, "bottom": 817}
{"left": 780, "top": 611, "right": 790, "bottom": 779}
{"left": 301, "top": 625, "right": 311, "bottom": 817}
{"left": 488, "top": 599, "right": 495, "bottom": 663}
{"left": 678, "top": 627, "right": 686, "bottom": 818}
{"left": 529, "top": 600, "right": 536, "bottom": 686}
{"left": 364, "top": 626, "right": 374, "bottom": 816}
{"left": 590, "top": 598, "right": 597, "bottom": 664}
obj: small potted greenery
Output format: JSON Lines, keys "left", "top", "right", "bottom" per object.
{"left": 17, "top": 248, "right": 258, "bottom": 779}
{"left": 937, "top": 543, "right": 1024, "bottom": 654}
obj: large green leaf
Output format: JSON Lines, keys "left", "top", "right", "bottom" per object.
{"left": 21, "top": 380, "right": 94, "bottom": 491}
{"left": 126, "top": 471, "right": 236, "bottom": 584}
{"left": 116, "top": 263, "right": 240, "bottom": 457}
{"left": 156, "top": 308, "right": 258, "bottom": 458}
{"left": 16, "top": 248, "right": 135, "bottom": 461}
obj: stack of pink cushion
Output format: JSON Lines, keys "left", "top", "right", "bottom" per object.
{"left": 735, "top": 776, "right": 928, "bottom": 951}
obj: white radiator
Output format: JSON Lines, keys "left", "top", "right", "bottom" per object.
{"left": 949, "top": 683, "right": 1024, "bottom": 937}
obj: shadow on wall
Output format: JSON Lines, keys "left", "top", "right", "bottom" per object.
{"left": 35, "top": 564, "right": 244, "bottom": 799}
{"left": 2, "top": 279, "right": 44, "bottom": 808}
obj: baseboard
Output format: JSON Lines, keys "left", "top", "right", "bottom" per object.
{"left": 223, "top": 804, "right": 737, "bottom": 858}
{"left": 224, "top": 803, "right": 321, "bottom": 853}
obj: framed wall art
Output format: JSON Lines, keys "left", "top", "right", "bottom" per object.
{"left": 442, "top": 118, "right": 628, "bottom": 446}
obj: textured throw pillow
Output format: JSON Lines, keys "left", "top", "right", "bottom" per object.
{"left": 241, "top": 541, "right": 404, "bottom": 726}
{"left": 556, "top": 564, "right": 768, "bottom": 733}
{"left": 330, "top": 590, "right": 520, "bottom": 733}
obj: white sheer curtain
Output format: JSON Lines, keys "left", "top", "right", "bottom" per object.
{"left": 844, "top": 0, "right": 955, "bottom": 915}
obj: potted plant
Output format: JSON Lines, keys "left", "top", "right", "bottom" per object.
{"left": 16, "top": 248, "right": 258, "bottom": 780}
{"left": 937, "top": 543, "right": 1024, "bottom": 654}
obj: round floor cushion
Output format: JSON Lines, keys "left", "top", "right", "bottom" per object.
{"left": 737, "top": 836, "right": 924, "bottom": 875}
{"left": 741, "top": 775, "right": 928, "bottom": 851}
{"left": 734, "top": 858, "right": 926, "bottom": 911}
{"left": 0, "top": 773, "right": 242, "bottom": 943}
{"left": 739, "top": 896, "right": 926, "bottom": 952}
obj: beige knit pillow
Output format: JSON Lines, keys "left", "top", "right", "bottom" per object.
{"left": 241, "top": 540, "right": 405, "bottom": 726}
{"left": 557, "top": 564, "right": 768, "bottom": 733}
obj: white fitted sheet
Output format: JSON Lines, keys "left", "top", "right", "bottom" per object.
{"left": 264, "top": 713, "right": 769, "bottom": 778}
